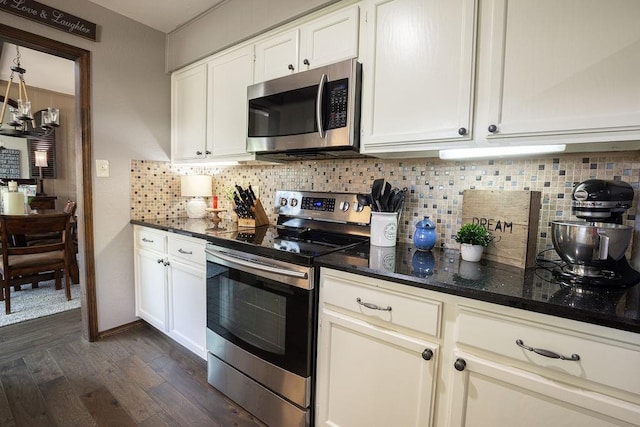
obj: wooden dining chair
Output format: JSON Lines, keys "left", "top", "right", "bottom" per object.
{"left": 23, "top": 200, "right": 79, "bottom": 284}
{"left": 0, "top": 213, "right": 73, "bottom": 314}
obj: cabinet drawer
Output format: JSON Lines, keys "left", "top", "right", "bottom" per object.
{"left": 321, "top": 275, "right": 441, "bottom": 338}
{"left": 136, "top": 227, "right": 166, "bottom": 252}
{"left": 456, "top": 306, "right": 640, "bottom": 397}
{"left": 168, "top": 235, "right": 205, "bottom": 266}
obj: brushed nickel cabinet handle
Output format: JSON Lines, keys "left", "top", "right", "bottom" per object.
{"left": 516, "top": 339, "right": 580, "bottom": 361}
{"left": 178, "top": 248, "right": 193, "bottom": 255}
{"left": 356, "top": 297, "right": 392, "bottom": 312}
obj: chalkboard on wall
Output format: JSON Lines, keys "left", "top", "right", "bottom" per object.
{"left": 0, "top": 149, "right": 22, "bottom": 179}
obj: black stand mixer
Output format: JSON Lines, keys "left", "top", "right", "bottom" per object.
{"left": 550, "top": 179, "right": 640, "bottom": 288}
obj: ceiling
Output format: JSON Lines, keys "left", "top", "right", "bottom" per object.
{"left": 0, "top": 1, "right": 226, "bottom": 95}
{"left": 87, "top": 0, "right": 226, "bottom": 33}
{"left": 0, "top": 43, "right": 75, "bottom": 95}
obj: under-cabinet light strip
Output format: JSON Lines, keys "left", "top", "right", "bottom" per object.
{"left": 439, "top": 144, "right": 566, "bottom": 160}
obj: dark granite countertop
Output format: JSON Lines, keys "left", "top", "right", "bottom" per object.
{"left": 131, "top": 218, "right": 640, "bottom": 335}
{"left": 316, "top": 242, "right": 640, "bottom": 335}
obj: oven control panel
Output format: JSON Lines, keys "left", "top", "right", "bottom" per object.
{"left": 276, "top": 190, "right": 371, "bottom": 224}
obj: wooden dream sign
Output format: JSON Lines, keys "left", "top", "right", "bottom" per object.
{"left": 461, "top": 190, "right": 541, "bottom": 268}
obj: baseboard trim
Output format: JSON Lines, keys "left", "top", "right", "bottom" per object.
{"left": 97, "top": 319, "right": 143, "bottom": 339}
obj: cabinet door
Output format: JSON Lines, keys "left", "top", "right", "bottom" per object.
{"left": 134, "top": 248, "right": 168, "bottom": 332}
{"left": 171, "top": 64, "right": 208, "bottom": 161}
{"left": 448, "top": 352, "right": 640, "bottom": 427}
{"left": 299, "top": 5, "right": 359, "bottom": 72}
{"left": 207, "top": 46, "right": 255, "bottom": 160}
{"left": 315, "top": 309, "right": 437, "bottom": 427}
{"left": 477, "top": 0, "right": 640, "bottom": 143}
{"left": 360, "top": 0, "right": 476, "bottom": 154}
{"left": 254, "top": 30, "right": 299, "bottom": 83}
{"left": 168, "top": 260, "right": 206, "bottom": 359}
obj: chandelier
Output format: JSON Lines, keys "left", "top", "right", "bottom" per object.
{"left": 0, "top": 46, "right": 60, "bottom": 138}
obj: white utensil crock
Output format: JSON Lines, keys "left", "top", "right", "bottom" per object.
{"left": 370, "top": 212, "right": 398, "bottom": 247}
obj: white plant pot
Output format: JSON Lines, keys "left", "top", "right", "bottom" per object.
{"left": 460, "top": 243, "right": 484, "bottom": 262}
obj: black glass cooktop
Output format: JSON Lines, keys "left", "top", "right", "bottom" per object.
{"left": 206, "top": 225, "right": 369, "bottom": 266}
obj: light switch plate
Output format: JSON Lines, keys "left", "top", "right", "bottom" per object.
{"left": 96, "top": 159, "right": 109, "bottom": 177}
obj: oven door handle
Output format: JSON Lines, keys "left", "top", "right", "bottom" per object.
{"left": 205, "top": 249, "right": 309, "bottom": 280}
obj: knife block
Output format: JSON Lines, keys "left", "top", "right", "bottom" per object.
{"left": 237, "top": 199, "right": 270, "bottom": 228}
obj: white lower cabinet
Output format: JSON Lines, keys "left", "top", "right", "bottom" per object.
{"left": 317, "top": 268, "right": 640, "bottom": 426}
{"left": 448, "top": 352, "right": 640, "bottom": 427}
{"left": 316, "top": 311, "right": 437, "bottom": 426}
{"left": 134, "top": 245, "right": 168, "bottom": 332}
{"left": 316, "top": 269, "right": 440, "bottom": 427}
{"left": 134, "top": 226, "right": 206, "bottom": 359}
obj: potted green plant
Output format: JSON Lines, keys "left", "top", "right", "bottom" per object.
{"left": 454, "top": 223, "right": 493, "bottom": 262}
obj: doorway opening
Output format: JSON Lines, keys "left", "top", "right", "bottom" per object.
{"left": 0, "top": 23, "right": 97, "bottom": 341}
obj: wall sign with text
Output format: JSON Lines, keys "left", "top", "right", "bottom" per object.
{"left": 0, "top": 0, "right": 97, "bottom": 41}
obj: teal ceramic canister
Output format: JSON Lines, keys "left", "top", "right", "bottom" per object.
{"left": 413, "top": 216, "right": 437, "bottom": 251}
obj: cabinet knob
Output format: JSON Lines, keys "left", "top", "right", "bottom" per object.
{"left": 196, "top": 151, "right": 203, "bottom": 156}
{"left": 488, "top": 124, "right": 498, "bottom": 133}
{"left": 205, "top": 150, "right": 211, "bottom": 155}
{"left": 454, "top": 358, "right": 466, "bottom": 371}
{"left": 157, "top": 258, "right": 163, "bottom": 264}
{"left": 458, "top": 127, "right": 467, "bottom": 136}
{"left": 421, "top": 349, "right": 433, "bottom": 361}
{"left": 303, "top": 59, "right": 310, "bottom": 66}
{"left": 288, "top": 64, "right": 295, "bottom": 71}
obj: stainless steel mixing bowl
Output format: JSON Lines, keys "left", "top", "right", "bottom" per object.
{"left": 551, "top": 221, "right": 632, "bottom": 268}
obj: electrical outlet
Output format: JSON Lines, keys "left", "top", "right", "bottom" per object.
{"left": 96, "top": 159, "right": 109, "bottom": 177}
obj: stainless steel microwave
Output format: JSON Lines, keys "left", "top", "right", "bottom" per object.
{"left": 247, "top": 59, "right": 362, "bottom": 161}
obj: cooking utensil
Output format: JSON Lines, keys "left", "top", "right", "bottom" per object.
{"left": 357, "top": 193, "right": 373, "bottom": 210}
{"left": 371, "top": 179, "right": 384, "bottom": 211}
{"left": 380, "top": 181, "right": 392, "bottom": 211}
{"left": 389, "top": 188, "right": 402, "bottom": 212}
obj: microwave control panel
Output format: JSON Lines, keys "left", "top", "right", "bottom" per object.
{"left": 327, "top": 79, "right": 349, "bottom": 130}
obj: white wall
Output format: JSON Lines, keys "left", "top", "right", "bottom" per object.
{"left": 166, "top": 0, "right": 339, "bottom": 71}
{"left": 0, "top": 0, "right": 170, "bottom": 331}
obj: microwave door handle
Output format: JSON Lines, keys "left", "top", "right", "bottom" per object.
{"left": 316, "top": 73, "right": 328, "bottom": 138}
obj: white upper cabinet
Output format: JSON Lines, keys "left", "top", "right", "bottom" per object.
{"left": 359, "top": 0, "right": 477, "bottom": 155}
{"left": 171, "top": 64, "right": 208, "bottom": 162}
{"left": 475, "top": 0, "right": 640, "bottom": 145}
{"left": 254, "top": 30, "right": 300, "bottom": 83}
{"left": 207, "top": 45, "right": 255, "bottom": 160}
{"left": 172, "top": 46, "right": 255, "bottom": 163}
{"left": 254, "top": 5, "right": 360, "bottom": 83}
{"left": 299, "top": 5, "right": 360, "bottom": 72}
{"left": 360, "top": 0, "right": 640, "bottom": 157}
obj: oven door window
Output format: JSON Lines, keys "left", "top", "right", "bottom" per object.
{"left": 206, "top": 262, "right": 312, "bottom": 378}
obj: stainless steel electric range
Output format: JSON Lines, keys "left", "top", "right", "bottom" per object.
{"left": 204, "top": 190, "right": 371, "bottom": 427}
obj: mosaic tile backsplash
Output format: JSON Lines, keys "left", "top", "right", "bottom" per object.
{"left": 130, "top": 151, "right": 640, "bottom": 259}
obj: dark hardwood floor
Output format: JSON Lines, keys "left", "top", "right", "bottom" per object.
{"left": 0, "top": 309, "right": 267, "bottom": 426}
